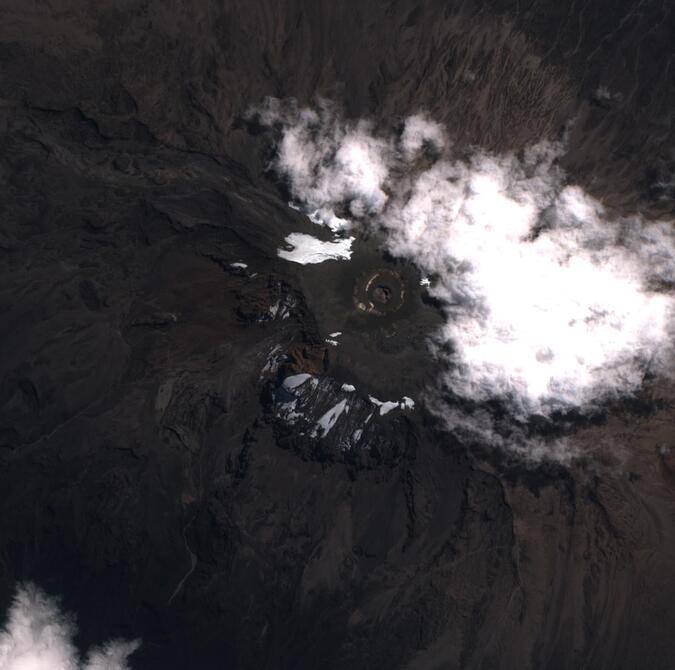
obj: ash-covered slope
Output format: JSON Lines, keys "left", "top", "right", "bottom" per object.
{"left": 1, "top": 2, "right": 675, "bottom": 669}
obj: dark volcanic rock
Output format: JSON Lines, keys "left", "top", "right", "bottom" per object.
{"left": 1, "top": 2, "right": 675, "bottom": 670}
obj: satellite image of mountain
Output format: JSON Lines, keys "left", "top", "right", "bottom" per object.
{"left": 1, "top": 1, "right": 675, "bottom": 668}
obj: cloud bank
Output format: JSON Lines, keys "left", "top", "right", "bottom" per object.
{"left": 0, "top": 583, "right": 140, "bottom": 670}
{"left": 251, "top": 98, "right": 675, "bottom": 456}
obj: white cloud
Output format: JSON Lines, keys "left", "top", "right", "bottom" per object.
{"left": 386, "top": 153, "right": 674, "bottom": 416}
{"left": 253, "top": 99, "right": 391, "bottom": 231}
{"left": 83, "top": 640, "right": 140, "bottom": 670}
{"left": 0, "top": 583, "right": 140, "bottom": 670}
{"left": 252, "top": 98, "right": 675, "bottom": 457}
{"left": 400, "top": 113, "right": 446, "bottom": 159}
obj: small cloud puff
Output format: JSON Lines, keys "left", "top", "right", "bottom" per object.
{"left": 0, "top": 583, "right": 140, "bottom": 670}
{"left": 399, "top": 113, "right": 446, "bottom": 159}
{"left": 252, "top": 99, "right": 390, "bottom": 230}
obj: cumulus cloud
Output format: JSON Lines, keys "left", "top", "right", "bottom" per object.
{"left": 250, "top": 98, "right": 675, "bottom": 457}
{"left": 0, "top": 583, "right": 140, "bottom": 670}
{"left": 385, "top": 150, "right": 675, "bottom": 415}
{"left": 399, "top": 113, "right": 446, "bottom": 159}
{"left": 259, "top": 100, "right": 390, "bottom": 230}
